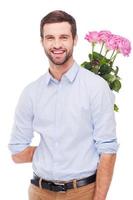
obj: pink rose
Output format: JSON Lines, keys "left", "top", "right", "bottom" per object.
{"left": 85, "top": 31, "right": 99, "bottom": 43}
{"left": 118, "top": 37, "right": 131, "bottom": 56}
{"left": 98, "top": 30, "right": 112, "bottom": 43}
{"left": 84, "top": 30, "right": 131, "bottom": 57}
{"left": 106, "top": 35, "right": 122, "bottom": 51}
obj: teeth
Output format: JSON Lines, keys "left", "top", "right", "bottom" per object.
{"left": 52, "top": 50, "right": 64, "bottom": 54}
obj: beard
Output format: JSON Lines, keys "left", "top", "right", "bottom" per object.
{"left": 44, "top": 47, "right": 74, "bottom": 66}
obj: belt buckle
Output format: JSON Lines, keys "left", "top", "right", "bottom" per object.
{"left": 53, "top": 181, "right": 67, "bottom": 192}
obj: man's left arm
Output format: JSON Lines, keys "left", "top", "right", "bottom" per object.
{"left": 93, "top": 153, "right": 116, "bottom": 200}
{"left": 91, "top": 79, "right": 119, "bottom": 200}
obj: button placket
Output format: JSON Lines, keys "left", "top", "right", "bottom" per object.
{"left": 52, "top": 82, "right": 63, "bottom": 177}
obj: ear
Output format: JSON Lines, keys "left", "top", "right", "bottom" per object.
{"left": 74, "top": 35, "right": 78, "bottom": 46}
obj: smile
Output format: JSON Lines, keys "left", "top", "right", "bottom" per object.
{"left": 51, "top": 50, "right": 66, "bottom": 54}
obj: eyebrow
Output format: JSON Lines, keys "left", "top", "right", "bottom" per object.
{"left": 45, "top": 35, "right": 54, "bottom": 38}
{"left": 45, "top": 34, "right": 70, "bottom": 38}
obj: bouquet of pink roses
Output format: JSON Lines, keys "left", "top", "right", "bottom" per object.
{"left": 81, "top": 30, "right": 131, "bottom": 111}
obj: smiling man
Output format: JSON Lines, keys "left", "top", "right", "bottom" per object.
{"left": 43, "top": 23, "right": 75, "bottom": 64}
{"left": 42, "top": 21, "right": 77, "bottom": 80}
{"left": 9, "top": 10, "right": 118, "bottom": 200}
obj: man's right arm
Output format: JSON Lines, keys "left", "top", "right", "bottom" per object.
{"left": 12, "top": 146, "right": 37, "bottom": 163}
{"left": 9, "top": 85, "right": 35, "bottom": 161}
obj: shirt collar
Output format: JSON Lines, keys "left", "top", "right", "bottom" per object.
{"left": 45, "top": 62, "right": 80, "bottom": 85}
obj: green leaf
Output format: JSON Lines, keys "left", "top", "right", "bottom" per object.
{"left": 92, "top": 52, "right": 110, "bottom": 64}
{"left": 114, "top": 104, "right": 119, "bottom": 112}
{"left": 81, "top": 61, "right": 92, "bottom": 70}
{"left": 90, "top": 66, "right": 99, "bottom": 74}
{"left": 114, "top": 66, "right": 119, "bottom": 76}
{"left": 93, "top": 52, "right": 103, "bottom": 60}
{"left": 102, "top": 74, "right": 116, "bottom": 83}
{"left": 88, "top": 53, "right": 92, "bottom": 61}
{"left": 81, "top": 61, "right": 88, "bottom": 67}
{"left": 111, "top": 79, "right": 122, "bottom": 92}
{"left": 99, "top": 64, "right": 112, "bottom": 75}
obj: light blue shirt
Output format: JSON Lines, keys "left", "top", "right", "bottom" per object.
{"left": 9, "top": 62, "right": 118, "bottom": 181}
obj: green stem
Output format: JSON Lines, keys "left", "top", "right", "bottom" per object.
{"left": 91, "top": 42, "right": 95, "bottom": 61}
{"left": 111, "top": 51, "right": 119, "bottom": 65}
{"left": 92, "top": 43, "right": 95, "bottom": 53}
{"left": 100, "top": 42, "right": 104, "bottom": 54}
{"left": 104, "top": 49, "right": 109, "bottom": 57}
{"left": 110, "top": 50, "right": 116, "bottom": 60}
{"left": 98, "top": 49, "right": 109, "bottom": 69}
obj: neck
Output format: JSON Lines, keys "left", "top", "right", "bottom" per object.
{"left": 49, "top": 59, "right": 74, "bottom": 81}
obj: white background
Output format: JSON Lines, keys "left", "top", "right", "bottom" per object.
{"left": 0, "top": 0, "right": 133, "bottom": 199}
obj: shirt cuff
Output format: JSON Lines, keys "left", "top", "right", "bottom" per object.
{"left": 8, "top": 143, "right": 30, "bottom": 155}
{"left": 95, "top": 139, "right": 119, "bottom": 155}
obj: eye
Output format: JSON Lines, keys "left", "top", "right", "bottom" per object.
{"left": 60, "top": 35, "right": 69, "bottom": 40}
{"left": 46, "top": 36, "right": 54, "bottom": 41}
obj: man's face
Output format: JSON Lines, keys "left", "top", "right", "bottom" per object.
{"left": 41, "top": 22, "right": 77, "bottom": 66}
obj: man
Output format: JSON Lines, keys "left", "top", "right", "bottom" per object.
{"left": 9, "top": 10, "right": 118, "bottom": 200}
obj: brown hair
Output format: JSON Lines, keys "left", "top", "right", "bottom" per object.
{"left": 40, "top": 10, "right": 77, "bottom": 39}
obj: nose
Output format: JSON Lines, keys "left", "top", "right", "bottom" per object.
{"left": 53, "top": 39, "right": 62, "bottom": 48}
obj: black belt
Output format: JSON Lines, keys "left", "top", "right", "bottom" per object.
{"left": 31, "top": 173, "right": 96, "bottom": 192}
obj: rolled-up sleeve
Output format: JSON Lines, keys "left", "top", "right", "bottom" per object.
{"left": 91, "top": 79, "right": 119, "bottom": 155}
{"left": 8, "top": 85, "right": 34, "bottom": 154}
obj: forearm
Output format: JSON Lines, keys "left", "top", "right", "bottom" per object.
{"left": 93, "top": 153, "right": 116, "bottom": 200}
{"left": 12, "top": 146, "right": 37, "bottom": 163}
